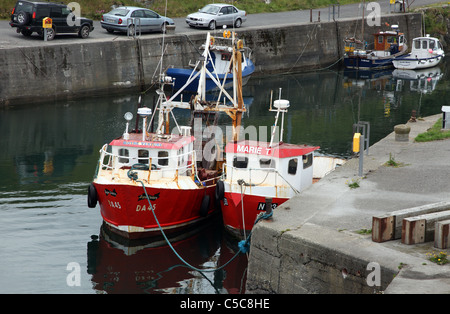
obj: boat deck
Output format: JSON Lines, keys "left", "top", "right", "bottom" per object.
{"left": 96, "top": 169, "right": 200, "bottom": 190}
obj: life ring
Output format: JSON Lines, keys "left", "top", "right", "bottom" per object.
{"left": 223, "top": 30, "right": 231, "bottom": 38}
{"left": 87, "top": 183, "right": 97, "bottom": 208}
{"left": 215, "top": 180, "right": 224, "bottom": 201}
{"left": 200, "top": 195, "right": 210, "bottom": 217}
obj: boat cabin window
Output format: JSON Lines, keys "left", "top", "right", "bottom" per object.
{"left": 233, "top": 156, "right": 248, "bottom": 169}
{"left": 259, "top": 158, "right": 275, "bottom": 169}
{"left": 177, "top": 148, "right": 182, "bottom": 166}
{"left": 429, "top": 40, "right": 435, "bottom": 49}
{"left": 288, "top": 158, "right": 298, "bottom": 175}
{"left": 118, "top": 148, "right": 129, "bottom": 163}
{"left": 221, "top": 53, "right": 231, "bottom": 61}
{"left": 378, "top": 36, "right": 383, "bottom": 44}
{"left": 387, "top": 36, "right": 396, "bottom": 44}
{"left": 303, "top": 154, "right": 313, "bottom": 169}
{"left": 158, "top": 151, "right": 169, "bottom": 166}
{"left": 422, "top": 40, "right": 428, "bottom": 50}
{"left": 399, "top": 35, "right": 404, "bottom": 44}
{"left": 414, "top": 39, "right": 420, "bottom": 49}
{"left": 138, "top": 149, "right": 149, "bottom": 164}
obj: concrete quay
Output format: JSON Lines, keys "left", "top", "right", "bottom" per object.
{"left": 246, "top": 114, "right": 450, "bottom": 294}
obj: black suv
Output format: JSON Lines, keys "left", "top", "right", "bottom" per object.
{"left": 10, "top": 1, "right": 94, "bottom": 40}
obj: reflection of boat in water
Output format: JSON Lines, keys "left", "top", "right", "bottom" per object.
{"left": 393, "top": 67, "right": 443, "bottom": 94}
{"left": 343, "top": 68, "right": 393, "bottom": 80}
{"left": 393, "top": 36, "right": 445, "bottom": 70}
{"left": 87, "top": 221, "right": 247, "bottom": 294}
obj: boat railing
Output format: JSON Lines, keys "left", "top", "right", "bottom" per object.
{"left": 97, "top": 144, "right": 197, "bottom": 177}
{"left": 222, "top": 163, "right": 300, "bottom": 194}
{"left": 97, "top": 144, "right": 221, "bottom": 186}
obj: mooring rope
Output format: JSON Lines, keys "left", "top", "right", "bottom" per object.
{"left": 128, "top": 167, "right": 272, "bottom": 273}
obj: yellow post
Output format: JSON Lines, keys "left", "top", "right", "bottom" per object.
{"left": 42, "top": 17, "right": 52, "bottom": 42}
{"left": 42, "top": 17, "right": 52, "bottom": 28}
{"left": 353, "top": 133, "right": 361, "bottom": 152}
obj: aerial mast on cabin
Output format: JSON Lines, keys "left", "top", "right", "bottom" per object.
{"left": 269, "top": 88, "right": 290, "bottom": 147}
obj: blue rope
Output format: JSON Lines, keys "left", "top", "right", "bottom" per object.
{"left": 238, "top": 211, "right": 273, "bottom": 254}
{"left": 134, "top": 177, "right": 273, "bottom": 273}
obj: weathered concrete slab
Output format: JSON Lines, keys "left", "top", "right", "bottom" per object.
{"left": 247, "top": 222, "right": 403, "bottom": 294}
{"left": 384, "top": 263, "right": 450, "bottom": 294}
{"left": 247, "top": 114, "right": 450, "bottom": 294}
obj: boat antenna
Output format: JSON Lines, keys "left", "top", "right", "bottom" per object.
{"left": 361, "top": 0, "right": 365, "bottom": 43}
{"left": 159, "top": 0, "right": 168, "bottom": 78}
{"left": 137, "top": 107, "right": 152, "bottom": 141}
{"left": 123, "top": 112, "right": 133, "bottom": 140}
{"left": 135, "top": 94, "right": 142, "bottom": 131}
{"left": 269, "top": 88, "right": 289, "bottom": 147}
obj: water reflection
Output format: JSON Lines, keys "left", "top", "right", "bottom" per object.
{"left": 87, "top": 219, "right": 248, "bottom": 294}
{"left": 392, "top": 67, "right": 443, "bottom": 94}
{"left": 1, "top": 60, "right": 447, "bottom": 189}
{"left": 241, "top": 60, "right": 447, "bottom": 157}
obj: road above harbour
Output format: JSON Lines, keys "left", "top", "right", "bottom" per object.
{"left": 0, "top": 0, "right": 444, "bottom": 49}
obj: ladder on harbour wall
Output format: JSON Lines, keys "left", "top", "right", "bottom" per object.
{"left": 127, "top": 18, "right": 142, "bottom": 38}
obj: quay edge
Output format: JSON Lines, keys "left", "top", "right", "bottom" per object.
{"left": 245, "top": 114, "right": 450, "bottom": 294}
{"left": 0, "top": 12, "right": 423, "bottom": 107}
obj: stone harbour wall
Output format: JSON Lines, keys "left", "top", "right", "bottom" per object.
{"left": 0, "top": 12, "right": 422, "bottom": 106}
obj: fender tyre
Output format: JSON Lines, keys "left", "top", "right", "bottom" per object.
{"left": 87, "top": 183, "right": 98, "bottom": 208}
{"left": 200, "top": 195, "right": 210, "bottom": 217}
{"left": 215, "top": 180, "right": 224, "bottom": 201}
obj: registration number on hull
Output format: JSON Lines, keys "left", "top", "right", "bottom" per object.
{"left": 257, "top": 202, "right": 278, "bottom": 211}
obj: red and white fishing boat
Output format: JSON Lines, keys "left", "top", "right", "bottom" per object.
{"left": 87, "top": 32, "right": 247, "bottom": 239}
{"left": 88, "top": 123, "right": 218, "bottom": 239}
{"left": 216, "top": 92, "right": 321, "bottom": 238}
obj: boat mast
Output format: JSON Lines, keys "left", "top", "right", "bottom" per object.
{"left": 361, "top": 0, "right": 365, "bottom": 43}
{"left": 159, "top": 31, "right": 246, "bottom": 142}
{"left": 197, "top": 32, "right": 211, "bottom": 101}
{"left": 231, "top": 32, "right": 244, "bottom": 142}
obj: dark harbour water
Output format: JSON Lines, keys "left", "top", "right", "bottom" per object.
{"left": 0, "top": 57, "right": 448, "bottom": 293}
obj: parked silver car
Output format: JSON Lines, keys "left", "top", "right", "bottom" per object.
{"left": 101, "top": 6, "right": 174, "bottom": 34}
{"left": 186, "top": 4, "right": 247, "bottom": 30}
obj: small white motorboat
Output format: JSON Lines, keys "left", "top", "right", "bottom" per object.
{"left": 393, "top": 35, "right": 445, "bottom": 70}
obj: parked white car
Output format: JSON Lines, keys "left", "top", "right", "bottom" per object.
{"left": 186, "top": 3, "right": 247, "bottom": 30}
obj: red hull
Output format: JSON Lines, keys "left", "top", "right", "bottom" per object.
{"left": 94, "top": 182, "right": 217, "bottom": 239}
{"left": 221, "top": 192, "right": 288, "bottom": 238}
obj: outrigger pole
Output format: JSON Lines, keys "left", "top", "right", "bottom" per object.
{"left": 159, "top": 31, "right": 246, "bottom": 142}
